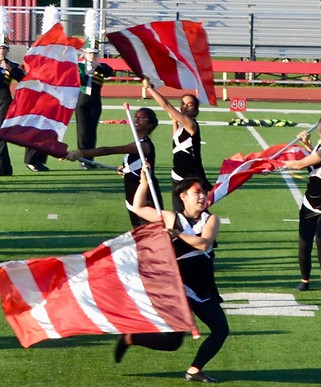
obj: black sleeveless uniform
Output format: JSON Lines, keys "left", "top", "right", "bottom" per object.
{"left": 130, "top": 211, "right": 229, "bottom": 371}
{"left": 171, "top": 122, "right": 212, "bottom": 211}
{"left": 298, "top": 142, "right": 321, "bottom": 280}
{"left": 173, "top": 212, "right": 222, "bottom": 303}
{"left": 123, "top": 136, "right": 163, "bottom": 227}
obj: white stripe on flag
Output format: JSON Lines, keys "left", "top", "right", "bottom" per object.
{"left": 2, "top": 115, "right": 66, "bottom": 142}
{"left": 173, "top": 24, "right": 198, "bottom": 88}
{"left": 122, "top": 28, "right": 164, "bottom": 89}
{"left": 214, "top": 159, "right": 257, "bottom": 201}
{"left": 59, "top": 255, "right": 118, "bottom": 333}
{"left": 16, "top": 80, "right": 79, "bottom": 109}
{"left": 2, "top": 261, "right": 61, "bottom": 339}
{"left": 174, "top": 22, "right": 207, "bottom": 102}
{"left": 105, "top": 232, "right": 173, "bottom": 332}
{"left": 27, "top": 44, "right": 78, "bottom": 64}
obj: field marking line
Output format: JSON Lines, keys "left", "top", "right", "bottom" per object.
{"left": 222, "top": 292, "right": 318, "bottom": 317}
{"left": 102, "top": 105, "right": 321, "bottom": 114}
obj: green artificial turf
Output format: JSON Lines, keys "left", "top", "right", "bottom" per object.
{"left": 1, "top": 98, "right": 321, "bottom": 386}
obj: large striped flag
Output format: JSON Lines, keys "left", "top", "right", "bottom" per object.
{"left": 0, "top": 222, "right": 194, "bottom": 348}
{"left": 0, "top": 23, "right": 84, "bottom": 158}
{"left": 107, "top": 20, "right": 216, "bottom": 105}
{"left": 207, "top": 144, "right": 308, "bottom": 206}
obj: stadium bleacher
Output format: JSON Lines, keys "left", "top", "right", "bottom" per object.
{"left": 105, "top": 0, "right": 321, "bottom": 60}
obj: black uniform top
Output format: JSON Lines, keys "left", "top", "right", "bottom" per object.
{"left": 0, "top": 59, "right": 24, "bottom": 100}
{"left": 172, "top": 121, "right": 212, "bottom": 191}
{"left": 304, "top": 143, "right": 321, "bottom": 211}
{"left": 173, "top": 212, "right": 222, "bottom": 303}
{"left": 123, "top": 137, "right": 163, "bottom": 210}
{"left": 78, "top": 61, "right": 113, "bottom": 97}
{"left": 123, "top": 137, "right": 156, "bottom": 178}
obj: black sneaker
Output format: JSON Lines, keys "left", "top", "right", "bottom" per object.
{"left": 185, "top": 371, "right": 219, "bottom": 383}
{"left": 295, "top": 282, "right": 310, "bottom": 291}
{"left": 114, "top": 335, "right": 128, "bottom": 363}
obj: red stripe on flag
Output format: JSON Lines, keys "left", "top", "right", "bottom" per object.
{"left": 29, "top": 258, "right": 103, "bottom": 337}
{"left": 0, "top": 22, "right": 83, "bottom": 158}
{"left": 134, "top": 23, "right": 182, "bottom": 89}
{"left": 33, "top": 23, "right": 84, "bottom": 50}
{"left": 207, "top": 144, "right": 308, "bottom": 206}
{"left": 132, "top": 222, "right": 194, "bottom": 331}
{"left": 0, "top": 126, "right": 68, "bottom": 157}
{"left": 0, "top": 223, "right": 194, "bottom": 347}
{"left": 6, "top": 89, "right": 73, "bottom": 125}
{"left": 149, "top": 21, "right": 197, "bottom": 88}
{"left": 182, "top": 21, "right": 216, "bottom": 106}
{"left": 23, "top": 55, "right": 80, "bottom": 87}
{"left": 0, "top": 267, "right": 50, "bottom": 348}
{"left": 84, "top": 243, "right": 159, "bottom": 333}
{"left": 107, "top": 32, "right": 144, "bottom": 79}
{"left": 107, "top": 20, "right": 216, "bottom": 105}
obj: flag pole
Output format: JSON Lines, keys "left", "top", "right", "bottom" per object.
{"left": 124, "top": 102, "right": 200, "bottom": 339}
{"left": 123, "top": 102, "right": 162, "bottom": 216}
{"left": 78, "top": 158, "right": 119, "bottom": 171}
{"left": 270, "top": 121, "right": 318, "bottom": 160}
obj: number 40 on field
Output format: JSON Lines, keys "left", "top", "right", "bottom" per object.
{"left": 230, "top": 97, "right": 247, "bottom": 112}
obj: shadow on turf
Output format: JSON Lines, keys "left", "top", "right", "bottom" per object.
{"left": 127, "top": 368, "right": 321, "bottom": 384}
{"left": 0, "top": 333, "right": 114, "bottom": 350}
{"left": 0, "top": 231, "right": 124, "bottom": 258}
{"left": 0, "top": 330, "right": 287, "bottom": 350}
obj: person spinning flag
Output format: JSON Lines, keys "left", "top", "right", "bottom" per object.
{"left": 114, "top": 162, "right": 229, "bottom": 384}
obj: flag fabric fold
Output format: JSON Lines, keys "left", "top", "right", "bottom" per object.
{"left": 0, "top": 221, "right": 194, "bottom": 348}
{"left": 207, "top": 144, "right": 308, "bottom": 206}
{"left": 0, "top": 23, "right": 84, "bottom": 158}
{"left": 107, "top": 20, "right": 216, "bottom": 105}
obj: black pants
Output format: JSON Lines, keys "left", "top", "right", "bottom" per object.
{"left": 75, "top": 94, "right": 101, "bottom": 160}
{"left": 0, "top": 140, "right": 12, "bottom": 175}
{"left": 130, "top": 297, "right": 229, "bottom": 370}
{"left": 24, "top": 148, "right": 48, "bottom": 165}
{"left": 298, "top": 205, "right": 321, "bottom": 280}
{"left": 0, "top": 97, "right": 12, "bottom": 175}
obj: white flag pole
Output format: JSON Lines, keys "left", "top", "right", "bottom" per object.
{"left": 123, "top": 102, "right": 162, "bottom": 216}
{"left": 270, "top": 121, "right": 318, "bottom": 160}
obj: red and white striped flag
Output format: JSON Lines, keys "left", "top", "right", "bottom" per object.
{"left": 0, "top": 23, "right": 84, "bottom": 158}
{"left": 0, "top": 222, "right": 194, "bottom": 348}
{"left": 207, "top": 144, "right": 308, "bottom": 206}
{"left": 107, "top": 20, "right": 216, "bottom": 105}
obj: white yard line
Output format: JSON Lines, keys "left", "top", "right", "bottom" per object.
{"left": 102, "top": 105, "right": 321, "bottom": 114}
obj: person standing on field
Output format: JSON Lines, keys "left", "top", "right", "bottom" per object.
{"left": 75, "top": 8, "right": 113, "bottom": 170}
{"left": 0, "top": 7, "right": 24, "bottom": 176}
{"left": 284, "top": 121, "right": 321, "bottom": 291}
